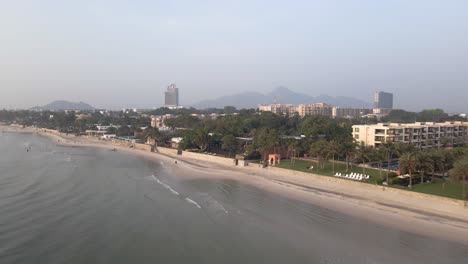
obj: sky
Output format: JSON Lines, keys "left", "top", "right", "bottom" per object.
{"left": 1, "top": 0, "right": 467, "bottom": 112}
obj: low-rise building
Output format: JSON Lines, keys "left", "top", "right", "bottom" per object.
{"left": 352, "top": 121, "right": 468, "bottom": 148}
{"left": 296, "top": 103, "right": 332, "bottom": 117}
{"left": 258, "top": 104, "right": 296, "bottom": 115}
{"left": 150, "top": 114, "right": 173, "bottom": 129}
{"left": 332, "top": 107, "right": 373, "bottom": 119}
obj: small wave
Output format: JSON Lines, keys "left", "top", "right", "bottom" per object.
{"left": 185, "top": 198, "right": 201, "bottom": 209}
{"left": 197, "top": 194, "right": 228, "bottom": 214}
{"left": 150, "top": 175, "right": 180, "bottom": 196}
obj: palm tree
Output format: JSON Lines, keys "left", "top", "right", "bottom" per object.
{"left": 355, "top": 142, "right": 371, "bottom": 174}
{"left": 373, "top": 147, "right": 387, "bottom": 182}
{"left": 399, "top": 152, "right": 417, "bottom": 189}
{"left": 449, "top": 158, "right": 468, "bottom": 200}
{"left": 379, "top": 141, "right": 396, "bottom": 185}
{"left": 427, "top": 149, "right": 445, "bottom": 182}
{"left": 415, "top": 151, "right": 433, "bottom": 184}
{"left": 340, "top": 139, "right": 357, "bottom": 172}
{"left": 328, "top": 140, "right": 339, "bottom": 173}
{"left": 143, "top": 127, "right": 160, "bottom": 146}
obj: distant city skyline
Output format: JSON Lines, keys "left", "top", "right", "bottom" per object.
{"left": 1, "top": 1, "right": 467, "bottom": 112}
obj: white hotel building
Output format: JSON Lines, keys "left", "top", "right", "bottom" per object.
{"left": 352, "top": 122, "right": 468, "bottom": 148}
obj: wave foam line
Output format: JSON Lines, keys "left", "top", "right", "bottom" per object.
{"left": 185, "top": 198, "right": 201, "bottom": 209}
{"left": 151, "top": 175, "right": 180, "bottom": 196}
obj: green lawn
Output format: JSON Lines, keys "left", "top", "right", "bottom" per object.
{"left": 275, "top": 159, "right": 466, "bottom": 200}
{"left": 277, "top": 159, "right": 383, "bottom": 184}
{"left": 411, "top": 182, "right": 464, "bottom": 200}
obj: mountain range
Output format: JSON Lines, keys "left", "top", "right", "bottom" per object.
{"left": 31, "top": 100, "right": 95, "bottom": 111}
{"left": 192, "top": 87, "right": 371, "bottom": 109}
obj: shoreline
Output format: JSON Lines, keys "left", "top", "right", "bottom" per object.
{"left": 2, "top": 125, "right": 468, "bottom": 245}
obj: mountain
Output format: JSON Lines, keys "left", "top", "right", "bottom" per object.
{"left": 31, "top": 100, "right": 95, "bottom": 111}
{"left": 193, "top": 87, "right": 371, "bottom": 109}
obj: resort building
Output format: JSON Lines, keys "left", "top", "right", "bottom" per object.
{"left": 352, "top": 121, "right": 468, "bottom": 148}
{"left": 332, "top": 107, "right": 373, "bottom": 119}
{"left": 296, "top": 103, "right": 333, "bottom": 118}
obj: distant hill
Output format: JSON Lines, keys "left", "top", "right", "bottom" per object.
{"left": 192, "top": 87, "right": 371, "bottom": 109}
{"left": 31, "top": 100, "right": 95, "bottom": 111}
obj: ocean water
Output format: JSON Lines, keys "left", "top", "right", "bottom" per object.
{"left": 1, "top": 132, "right": 467, "bottom": 264}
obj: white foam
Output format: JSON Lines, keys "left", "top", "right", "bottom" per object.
{"left": 185, "top": 198, "right": 201, "bottom": 209}
{"left": 209, "top": 198, "right": 228, "bottom": 214}
{"left": 198, "top": 194, "right": 228, "bottom": 214}
{"left": 151, "top": 175, "right": 180, "bottom": 196}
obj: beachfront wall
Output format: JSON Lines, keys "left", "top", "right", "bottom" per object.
{"left": 180, "top": 151, "right": 236, "bottom": 166}
{"left": 155, "top": 146, "right": 238, "bottom": 167}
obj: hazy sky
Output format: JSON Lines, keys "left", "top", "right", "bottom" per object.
{"left": 1, "top": 1, "right": 467, "bottom": 112}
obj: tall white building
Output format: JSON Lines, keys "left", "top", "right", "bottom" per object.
{"left": 164, "top": 84, "right": 179, "bottom": 107}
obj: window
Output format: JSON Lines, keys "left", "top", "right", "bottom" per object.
{"left": 354, "top": 134, "right": 359, "bottom": 139}
{"left": 354, "top": 128, "right": 360, "bottom": 132}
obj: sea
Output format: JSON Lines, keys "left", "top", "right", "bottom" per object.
{"left": 1, "top": 132, "right": 467, "bottom": 264}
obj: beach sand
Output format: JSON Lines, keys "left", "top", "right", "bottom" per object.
{"left": 3, "top": 124, "right": 468, "bottom": 245}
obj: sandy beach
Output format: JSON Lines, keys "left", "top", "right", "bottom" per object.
{"left": 2, "top": 124, "right": 468, "bottom": 245}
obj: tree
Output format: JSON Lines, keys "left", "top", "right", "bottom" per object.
{"left": 222, "top": 134, "right": 239, "bottom": 157}
{"left": 254, "top": 128, "right": 280, "bottom": 161}
{"left": 285, "top": 138, "right": 301, "bottom": 165}
{"left": 427, "top": 149, "right": 445, "bottom": 182}
{"left": 194, "top": 127, "right": 210, "bottom": 151}
{"left": 340, "top": 139, "right": 357, "bottom": 172}
{"left": 327, "top": 140, "right": 339, "bottom": 173}
{"left": 415, "top": 152, "right": 433, "bottom": 184}
{"left": 179, "top": 130, "right": 196, "bottom": 150}
{"left": 379, "top": 142, "right": 396, "bottom": 184}
{"left": 309, "top": 140, "right": 329, "bottom": 169}
{"left": 355, "top": 142, "right": 372, "bottom": 174}
{"left": 441, "top": 149, "right": 456, "bottom": 177}
{"left": 143, "top": 127, "right": 160, "bottom": 145}
{"left": 372, "top": 147, "right": 387, "bottom": 181}
{"left": 399, "top": 152, "right": 417, "bottom": 188}
{"left": 449, "top": 158, "right": 468, "bottom": 200}
{"left": 440, "top": 136, "right": 452, "bottom": 148}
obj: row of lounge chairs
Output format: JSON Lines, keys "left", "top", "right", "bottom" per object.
{"left": 333, "top": 172, "right": 370, "bottom": 181}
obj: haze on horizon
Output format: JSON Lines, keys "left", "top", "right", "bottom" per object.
{"left": 1, "top": 1, "right": 467, "bottom": 112}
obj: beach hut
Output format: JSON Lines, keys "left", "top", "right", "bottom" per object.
{"left": 268, "top": 154, "right": 281, "bottom": 166}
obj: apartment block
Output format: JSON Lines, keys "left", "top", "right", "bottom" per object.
{"left": 257, "top": 104, "right": 297, "bottom": 115}
{"left": 296, "top": 103, "right": 332, "bottom": 117}
{"left": 352, "top": 122, "right": 468, "bottom": 148}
